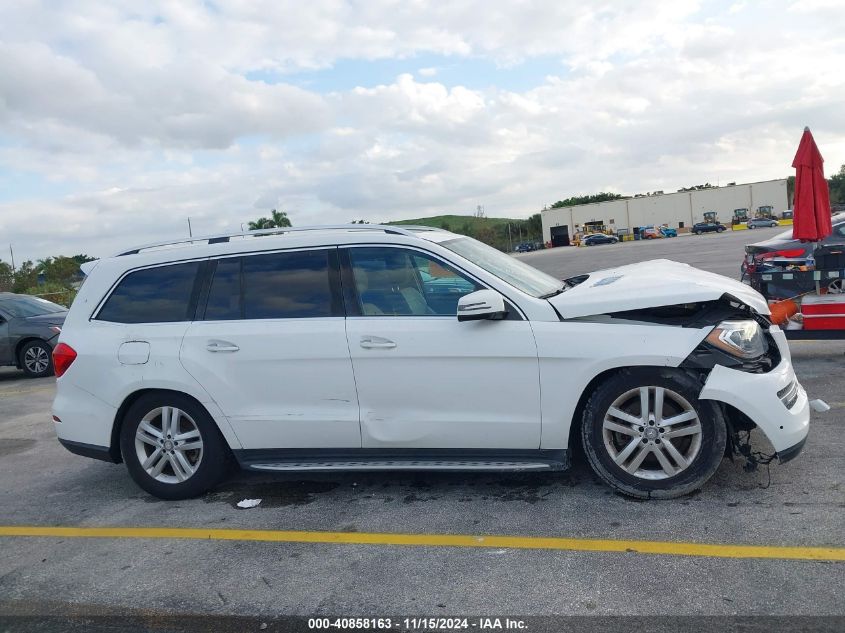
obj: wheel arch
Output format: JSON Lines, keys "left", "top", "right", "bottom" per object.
{"left": 567, "top": 365, "right": 710, "bottom": 451}
{"left": 110, "top": 388, "right": 235, "bottom": 463}
{"left": 567, "top": 366, "right": 627, "bottom": 451}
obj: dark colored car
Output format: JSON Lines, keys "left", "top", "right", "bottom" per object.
{"left": 742, "top": 213, "right": 845, "bottom": 297}
{"left": 747, "top": 218, "right": 779, "bottom": 229}
{"left": 514, "top": 242, "right": 537, "bottom": 253}
{"left": 0, "top": 293, "right": 68, "bottom": 377}
{"left": 583, "top": 233, "right": 619, "bottom": 246}
{"left": 692, "top": 222, "right": 727, "bottom": 235}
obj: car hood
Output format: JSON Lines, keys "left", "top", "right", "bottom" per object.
{"left": 24, "top": 312, "right": 68, "bottom": 326}
{"left": 548, "top": 259, "right": 770, "bottom": 319}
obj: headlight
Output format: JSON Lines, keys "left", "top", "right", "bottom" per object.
{"left": 706, "top": 320, "right": 765, "bottom": 359}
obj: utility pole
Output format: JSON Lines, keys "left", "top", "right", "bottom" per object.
{"left": 187, "top": 217, "right": 193, "bottom": 237}
{"left": 9, "top": 244, "right": 15, "bottom": 273}
{"left": 507, "top": 223, "right": 513, "bottom": 252}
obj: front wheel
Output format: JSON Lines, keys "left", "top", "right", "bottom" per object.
{"left": 20, "top": 340, "right": 54, "bottom": 378}
{"left": 581, "top": 368, "right": 727, "bottom": 499}
{"left": 120, "top": 392, "right": 232, "bottom": 500}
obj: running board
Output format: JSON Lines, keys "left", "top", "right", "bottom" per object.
{"left": 234, "top": 449, "right": 569, "bottom": 473}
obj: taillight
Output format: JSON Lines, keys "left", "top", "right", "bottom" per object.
{"left": 52, "top": 343, "right": 77, "bottom": 378}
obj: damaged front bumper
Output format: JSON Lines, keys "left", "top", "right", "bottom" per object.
{"left": 698, "top": 328, "right": 810, "bottom": 462}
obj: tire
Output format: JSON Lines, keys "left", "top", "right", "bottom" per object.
{"left": 580, "top": 368, "right": 727, "bottom": 499}
{"left": 20, "top": 340, "right": 54, "bottom": 378}
{"left": 120, "top": 392, "right": 233, "bottom": 500}
{"left": 694, "top": 230, "right": 702, "bottom": 235}
{"left": 748, "top": 224, "right": 755, "bottom": 229}
{"left": 716, "top": 227, "right": 725, "bottom": 233}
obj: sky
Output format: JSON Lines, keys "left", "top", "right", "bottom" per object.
{"left": 1, "top": 0, "right": 844, "bottom": 262}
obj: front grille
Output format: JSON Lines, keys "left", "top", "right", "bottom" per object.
{"left": 778, "top": 379, "right": 800, "bottom": 410}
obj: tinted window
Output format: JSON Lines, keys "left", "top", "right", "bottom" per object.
{"left": 205, "top": 258, "right": 242, "bottom": 320}
{"left": 349, "top": 247, "right": 479, "bottom": 316}
{"left": 97, "top": 262, "right": 200, "bottom": 323}
{"left": 242, "top": 250, "right": 332, "bottom": 319}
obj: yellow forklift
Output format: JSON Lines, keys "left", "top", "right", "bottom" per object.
{"left": 732, "top": 208, "right": 749, "bottom": 225}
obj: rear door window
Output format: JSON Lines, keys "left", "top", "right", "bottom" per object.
{"left": 241, "top": 250, "right": 334, "bottom": 319}
{"left": 97, "top": 262, "right": 201, "bottom": 323}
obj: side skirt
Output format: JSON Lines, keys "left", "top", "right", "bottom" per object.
{"left": 233, "top": 448, "right": 569, "bottom": 473}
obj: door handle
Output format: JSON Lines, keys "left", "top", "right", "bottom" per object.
{"left": 360, "top": 336, "right": 396, "bottom": 350}
{"left": 206, "top": 340, "right": 240, "bottom": 353}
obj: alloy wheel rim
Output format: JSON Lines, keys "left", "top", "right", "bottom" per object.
{"left": 24, "top": 346, "right": 50, "bottom": 374}
{"left": 602, "top": 386, "right": 702, "bottom": 480}
{"left": 135, "top": 406, "right": 203, "bottom": 484}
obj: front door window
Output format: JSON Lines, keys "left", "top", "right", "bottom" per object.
{"left": 348, "top": 247, "right": 478, "bottom": 316}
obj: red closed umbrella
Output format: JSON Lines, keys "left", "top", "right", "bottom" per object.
{"left": 791, "top": 127, "right": 832, "bottom": 242}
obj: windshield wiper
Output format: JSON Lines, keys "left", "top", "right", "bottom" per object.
{"left": 540, "top": 286, "right": 567, "bottom": 299}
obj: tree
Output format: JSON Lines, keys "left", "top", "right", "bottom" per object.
{"left": 248, "top": 209, "right": 292, "bottom": 230}
{"left": 550, "top": 192, "right": 622, "bottom": 208}
{"left": 38, "top": 256, "right": 83, "bottom": 287}
{"left": 526, "top": 213, "right": 542, "bottom": 239}
{"left": 12, "top": 261, "right": 37, "bottom": 293}
{"left": 0, "top": 260, "right": 12, "bottom": 292}
{"left": 829, "top": 164, "right": 845, "bottom": 205}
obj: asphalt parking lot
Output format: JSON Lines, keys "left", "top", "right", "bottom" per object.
{"left": 1, "top": 226, "right": 844, "bottom": 626}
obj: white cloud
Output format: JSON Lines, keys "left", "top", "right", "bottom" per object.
{"left": 0, "top": 1, "right": 844, "bottom": 262}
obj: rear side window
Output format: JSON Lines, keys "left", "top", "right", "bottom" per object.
{"left": 205, "top": 257, "right": 242, "bottom": 320}
{"left": 202, "top": 250, "right": 335, "bottom": 320}
{"left": 97, "top": 262, "right": 201, "bottom": 324}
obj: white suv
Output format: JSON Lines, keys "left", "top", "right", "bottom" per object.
{"left": 51, "top": 225, "right": 810, "bottom": 500}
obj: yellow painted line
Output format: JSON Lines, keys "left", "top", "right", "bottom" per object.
{"left": 0, "top": 525, "right": 843, "bottom": 561}
{"left": 0, "top": 386, "right": 54, "bottom": 397}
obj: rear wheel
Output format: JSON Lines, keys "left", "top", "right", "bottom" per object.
{"left": 581, "top": 368, "right": 727, "bottom": 499}
{"left": 120, "top": 392, "right": 232, "bottom": 500}
{"left": 20, "top": 340, "right": 54, "bottom": 378}
{"left": 694, "top": 229, "right": 702, "bottom": 235}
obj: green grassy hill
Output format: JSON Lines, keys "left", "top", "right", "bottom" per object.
{"left": 386, "top": 214, "right": 542, "bottom": 251}
{"left": 387, "top": 214, "right": 520, "bottom": 232}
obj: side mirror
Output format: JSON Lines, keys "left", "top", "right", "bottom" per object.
{"left": 457, "top": 290, "right": 508, "bottom": 322}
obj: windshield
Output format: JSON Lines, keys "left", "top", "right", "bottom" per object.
{"left": 0, "top": 295, "right": 67, "bottom": 318}
{"left": 440, "top": 237, "right": 563, "bottom": 298}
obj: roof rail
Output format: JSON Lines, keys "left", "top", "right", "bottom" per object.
{"left": 114, "top": 224, "right": 426, "bottom": 257}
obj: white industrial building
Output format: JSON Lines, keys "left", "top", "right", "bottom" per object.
{"left": 541, "top": 178, "right": 789, "bottom": 246}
